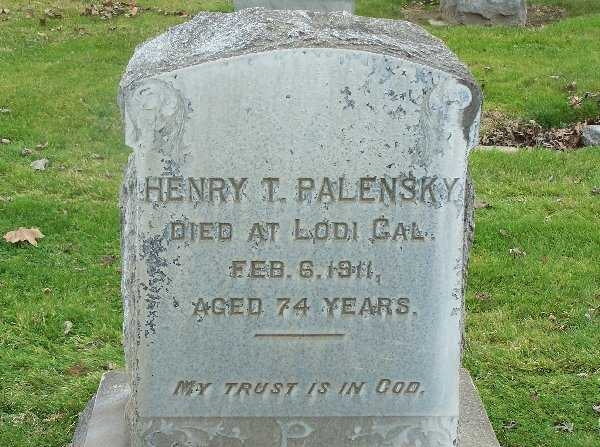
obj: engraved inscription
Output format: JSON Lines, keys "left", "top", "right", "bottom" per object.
{"left": 171, "top": 379, "right": 424, "bottom": 398}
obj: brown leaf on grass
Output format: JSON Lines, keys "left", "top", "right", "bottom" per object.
{"left": 43, "top": 412, "right": 65, "bottom": 422}
{"left": 44, "top": 8, "right": 63, "bottom": 19}
{"left": 3, "top": 227, "right": 44, "bottom": 246}
{"left": 21, "top": 148, "right": 32, "bottom": 156}
{"left": 585, "top": 306, "right": 600, "bottom": 320}
{"left": 593, "top": 404, "right": 600, "bottom": 415}
{"left": 100, "top": 254, "right": 117, "bottom": 266}
{"left": 502, "top": 420, "right": 518, "bottom": 429}
{"left": 565, "top": 81, "right": 577, "bottom": 93}
{"left": 509, "top": 247, "right": 526, "bottom": 258}
{"left": 63, "top": 320, "right": 73, "bottom": 335}
{"left": 43, "top": 287, "right": 52, "bottom": 294}
{"left": 530, "top": 391, "right": 540, "bottom": 401}
{"left": 104, "top": 361, "right": 118, "bottom": 371}
{"left": 475, "top": 292, "right": 491, "bottom": 301}
{"left": 36, "top": 142, "right": 48, "bottom": 149}
{"left": 480, "top": 110, "right": 586, "bottom": 149}
{"left": 554, "top": 421, "right": 574, "bottom": 433}
{"left": 568, "top": 96, "right": 582, "bottom": 109}
{"left": 67, "top": 362, "right": 88, "bottom": 377}
{"left": 499, "top": 229, "right": 510, "bottom": 237}
{"left": 474, "top": 199, "right": 491, "bottom": 209}
{"left": 81, "top": 1, "right": 138, "bottom": 18}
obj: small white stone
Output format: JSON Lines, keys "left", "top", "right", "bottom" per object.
{"left": 30, "top": 158, "right": 49, "bottom": 170}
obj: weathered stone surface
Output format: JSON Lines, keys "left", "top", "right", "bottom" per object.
{"left": 118, "top": 8, "right": 482, "bottom": 447}
{"left": 234, "top": 0, "right": 355, "bottom": 13}
{"left": 441, "top": 0, "right": 527, "bottom": 26}
{"left": 72, "top": 369, "right": 500, "bottom": 447}
{"left": 581, "top": 125, "right": 600, "bottom": 147}
{"left": 119, "top": 9, "right": 478, "bottom": 90}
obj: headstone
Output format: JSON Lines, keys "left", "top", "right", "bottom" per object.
{"left": 234, "top": 0, "right": 355, "bottom": 12}
{"left": 581, "top": 125, "right": 600, "bottom": 147}
{"left": 441, "top": 0, "right": 527, "bottom": 26}
{"left": 96, "top": 8, "right": 488, "bottom": 447}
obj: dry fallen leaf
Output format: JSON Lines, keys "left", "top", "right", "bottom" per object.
{"left": 475, "top": 292, "right": 491, "bottom": 301}
{"left": 43, "top": 287, "right": 52, "bottom": 294}
{"left": 502, "top": 420, "right": 518, "bottom": 429}
{"left": 30, "top": 158, "right": 49, "bottom": 170}
{"left": 63, "top": 320, "right": 73, "bottom": 335}
{"left": 554, "top": 421, "right": 574, "bottom": 433}
{"left": 100, "top": 254, "right": 117, "bottom": 266}
{"left": 474, "top": 199, "right": 491, "bottom": 209}
{"left": 67, "top": 362, "right": 88, "bottom": 376}
{"left": 43, "top": 412, "right": 65, "bottom": 422}
{"left": 509, "top": 247, "right": 526, "bottom": 257}
{"left": 499, "top": 228, "right": 510, "bottom": 237}
{"left": 104, "top": 361, "right": 118, "bottom": 371}
{"left": 3, "top": 227, "right": 44, "bottom": 246}
{"left": 593, "top": 404, "right": 600, "bottom": 415}
{"left": 21, "top": 148, "right": 32, "bottom": 156}
{"left": 36, "top": 142, "right": 48, "bottom": 149}
{"left": 568, "top": 95, "right": 582, "bottom": 109}
{"left": 44, "top": 8, "right": 63, "bottom": 18}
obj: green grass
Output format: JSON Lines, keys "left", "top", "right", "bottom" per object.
{"left": 434, "top": 14, "right": 600, "bottom": 127}
{"left": 0, "top": 1, "right": 599, "bottom": 446}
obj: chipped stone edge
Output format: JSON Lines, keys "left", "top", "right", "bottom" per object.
{"left": 117, "top": 9, "right": 482, "bottom": 137}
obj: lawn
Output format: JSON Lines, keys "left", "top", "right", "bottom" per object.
{"left": 0, "top": 1, "right": 599, "bottom": 446}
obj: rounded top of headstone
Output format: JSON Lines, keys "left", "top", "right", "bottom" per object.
{"left": 119, "top": 8, "right": 479, "bottom": 95}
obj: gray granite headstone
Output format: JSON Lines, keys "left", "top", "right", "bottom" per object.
{"left": 117, "top": 8, "right": 483, "bottom": 447}
{"left": 440, "top": 0, "right": 527, "bottom": 26}
{"left": 234, "top": 0, "right": 355, "bottom": 12}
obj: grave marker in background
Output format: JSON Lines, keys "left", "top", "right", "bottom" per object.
{"left": 234, "top": 0, "right": 355, "bottom": 12}
{"left": 441, "top": 0, "right": 527, "bottom": 26}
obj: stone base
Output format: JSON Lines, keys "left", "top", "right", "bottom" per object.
{"left": 72, "top": 369, "right": 499, "bottom": 447}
